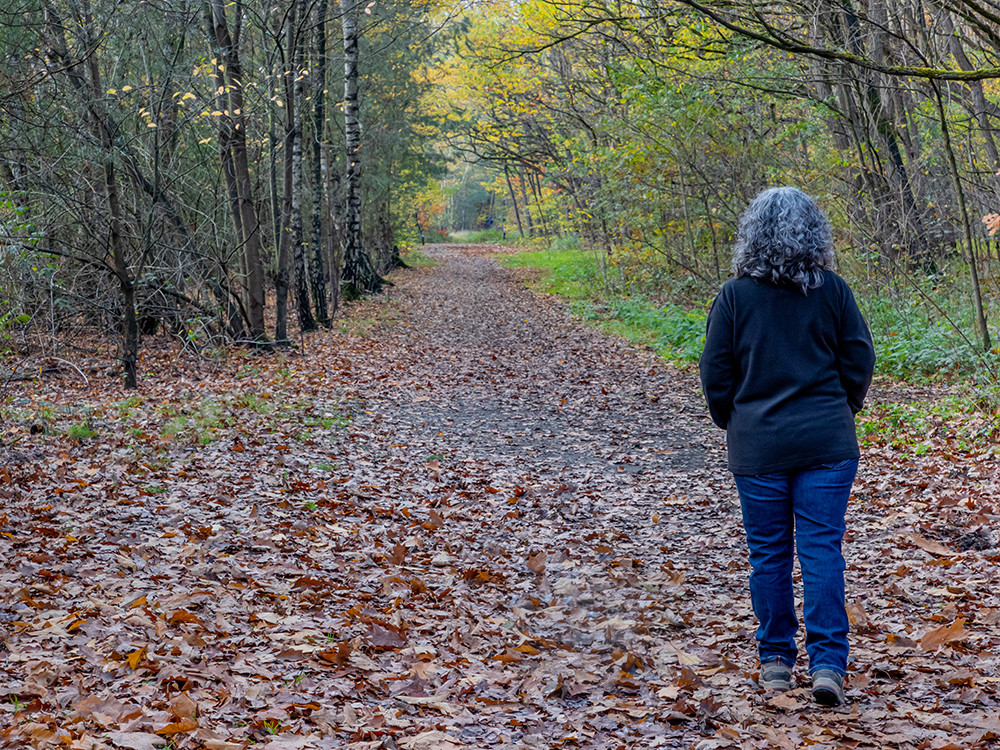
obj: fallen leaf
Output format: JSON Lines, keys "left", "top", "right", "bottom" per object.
{"left": 910, "top": 534, "right": 956, "bottom": 557}
{"left": 527, "top": 549, "right": 547, "bottom": 574}
{"left": 388, "top": 542, "right": 407, "bottom": 565}
{"left": 369, "top": 622, "right": 406, "bottom": 649}
{"left": 260, "top": 738, "right": 318, "bottom": 750}
{"left": 203, "top": 742, "right": 243, "bottom": 750}
{"left": 73, "top": 694, "right": 126, "bottom": 725}
{"left": 155, "top": 717, "right": 199, "bottom": 736}
{"left": 167, "top": 610, "right": 204, "bottom": 626}
{"left": 168, "top": 693, "right": 198, "bottom": 720}
{"left": 106, "top": 732, "right": 165, "bottom": 750}
{"left": 846, "top": 600, "right": 870, "bottom": 630}
{"left": 767, "top": 693, "right": 801, "bottom": 710}
{"left": 317, "top": 641, "right": 352, "bottom": 665}
{"left": 920, "top": 617, "right": 967, "bottom": 651}
{"left": 125, "top": 646, "right": 147, "bottom": 670}
{"left": 399, "top": 730, "right": 464, "bottom": 749}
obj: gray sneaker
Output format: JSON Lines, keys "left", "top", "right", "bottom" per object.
{"left": 759, "top": 658, "right": 792, "bottom": 691}
{"left": 812, "top": 669, "right": 846, "bottom": 706}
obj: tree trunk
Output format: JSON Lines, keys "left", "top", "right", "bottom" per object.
{"left": 292, "top": 0, "right": 317, "bottom": 333}
{"left": 212, "top": 52, "right": 245, "bottom": 325}
{"left": 339, "top": 0, "right": 382, "bottom": 297}
{"left": 207, "top": 0, "right": 268, "bottom": 342}
{"left": 813, "top": 2, "right": 926, "bottom": 261}
{"left": 274, "top": 5, "right": 296, "bottom": 343}
{"left": 328, "top": 152, "right": 344, "bottom": 318}
{"left": 504, "top": 163, "right": 524, "bottom": 238}
{"left": 55, "top": 0, "right": 138, "bottom": 386}
{"left": 529, "top": 169, "right": 549, "bottom": 236}
{"left": 517, "top": 167, "right": 533, "bottom": 235}
{"left": 311, "top": 0, "right": 331, "bottom": 327}
{"left": 942, "top": 13, "right": 1000, "bottom": 173}
{"left": 932, "top": 81, "right": 990, "bottom": 350}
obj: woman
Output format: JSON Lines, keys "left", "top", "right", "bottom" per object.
{"left": 699, "top": 187, "right": 875, "bottom": 707}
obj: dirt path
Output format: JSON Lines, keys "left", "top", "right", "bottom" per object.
{"left": 2, "top": 244, "right": 999, "bottom": 749}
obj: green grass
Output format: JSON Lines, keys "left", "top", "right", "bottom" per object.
{"left": 450, "top": 228, "right": 535, "bottom": 245}
{"left": 499, "top": 246, "right": 602, "bottom": 300}
{"left": 304, "top": 414, "right": 349, "bottom": 430}
{"left": 66, "top": 422, "right": 97, "bottom": 440}
{"left": 236, "top": 393, "right": 271, "bottom": 414}
{"left": 154, "top": 390, "right": 350, "bottom": 447}
{"left": 161, "top": 415, "right": 188, "bottom": 437}
{"left": 501, "top": 245, "right": 707, "bottom": 363}
{"left": 856, "top": 284, "right": 992, "bottom": 379}
{"left": 113, "top": 396, "right": 142, "bottom": 419}
{"left": 578, "top": 298, "right": 707, "bottom": 362}
{"left": 401, "top": 248, "right": 441, "bottom": 267}
{"left": 460, "top": 228, "right": 506, "bottom": 243}
{"left": 160, "top": 398, "right": 229, "bottom": 443}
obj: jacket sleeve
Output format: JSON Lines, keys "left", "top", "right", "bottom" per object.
{"left": 699, "top": 291, "right": 737, "bottom": 429}
{"left": 837, "top": 284, "right": 876, "bottom": 415}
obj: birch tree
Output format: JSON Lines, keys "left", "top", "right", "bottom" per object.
{"left": 339, "top": 0, "right": 382, "bottom": 297}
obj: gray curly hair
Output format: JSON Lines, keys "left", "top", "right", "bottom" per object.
{"left": 732, "top": 187, "right": 835, "bottom": 294}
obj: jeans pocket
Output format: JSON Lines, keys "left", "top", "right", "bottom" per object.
{"left": 814, "top": 458, "right": 854, "bottom": 471}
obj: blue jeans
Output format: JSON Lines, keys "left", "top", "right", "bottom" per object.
{"left": 732, "top": 458, "right": 858, "bottom": 676}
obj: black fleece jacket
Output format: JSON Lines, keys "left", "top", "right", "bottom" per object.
{"left": 699, "top": 271, "right": 875, "bottom": 475}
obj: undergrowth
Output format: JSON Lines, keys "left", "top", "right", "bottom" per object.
{"left": 500, "top": 245, "right": 706, "bottom": 363}
{"left": 857, "top": 389, "right": 1000, "bottom": 457}
{"left": 400, "top": 248, "right": 441, "bottom": 268}
{"left": 852, "top": 276, "right": 997, "bottom": 379}
{"left": 506, "top": 244, "right": 1000, "bottom": 379}
{"left": 503, "top": 242, "right": 1000, "bottom": 453}
{"left": 577, "top": 299, "right": 706, "bottom": 362}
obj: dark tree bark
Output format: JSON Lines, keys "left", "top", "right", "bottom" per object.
{"left": 504, "top": 164, "right": 525, "bottom": 238}
{"left": 310, "top": 0, "right": 331, "bottom": 327}
{"left": 339, "top": 0, "right": 382, "bottom": 297}
{"left": 291, "top": 0, "right": 317, "bottom": 332}
{"left": 207, "top": 0, "right": 268, "bottom": 342}
{"left": 274, "top": 3, "right": 296, "bottom": 343}
{"left": 930, "top": 80, "right": 990, "bottom": 350}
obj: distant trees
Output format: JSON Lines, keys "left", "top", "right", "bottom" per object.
{"left": 0, "top": 0, "right": 447, "bottom": 384}
{"left": 450, "top": 0, "right": 1000, "bottom": 349}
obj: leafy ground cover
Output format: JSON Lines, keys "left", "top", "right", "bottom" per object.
{"left": 1, "top": 244, "right": 999, "bottom": 749}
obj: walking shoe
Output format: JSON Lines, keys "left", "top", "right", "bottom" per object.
{"left": 759, "top": 658, "right": 792, "bottom": 691}
{"left": 812, "top": 669, "right": 846, "bottom": 706}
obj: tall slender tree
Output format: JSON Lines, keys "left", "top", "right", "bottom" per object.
{"left": 310, "top": 0, "right": 331, "bottom": 327}
{"left": 339, "top": 0, "right": 382, "bottom": 297}
{"left": 291, "top": 0, "right": 317, "bottom": 332}
{"left": 206, "top": 0, "right": 268, "bottom": 343}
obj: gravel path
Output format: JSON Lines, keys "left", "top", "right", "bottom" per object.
{"left": 3, "top": 243, "right": 997, "bottom": 749}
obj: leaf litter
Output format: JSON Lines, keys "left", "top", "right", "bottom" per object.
{"left": 1, "top": 244, "right": 999, "bottom": 748}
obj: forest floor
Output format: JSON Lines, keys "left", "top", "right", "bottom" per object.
{"left": 2, "top": 244, "right": 1000, "bottom": 750}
